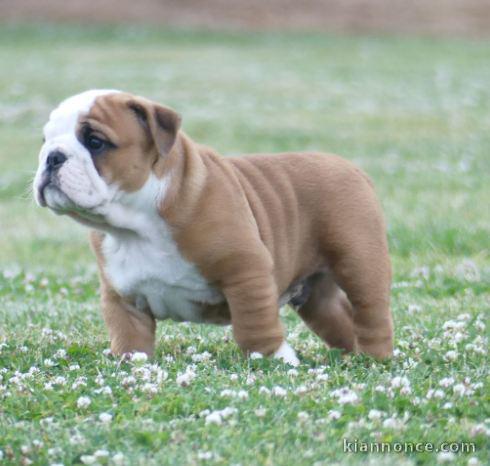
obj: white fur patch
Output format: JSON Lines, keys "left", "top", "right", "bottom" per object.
{"left": 273, "top": 341, "right": 300, "bottom": 366}
{"left": 33, "top": 89, "right": 120, "bottom": 213}
{"left": 101, "top": 174, "right": 225, "bottom": 322}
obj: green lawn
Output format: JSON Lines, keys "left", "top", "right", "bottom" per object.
{"left": 0, "top": 24, "right": 489, "bottom": 466}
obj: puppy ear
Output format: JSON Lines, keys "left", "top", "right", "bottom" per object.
{"left": 128, "top": 98, "right": 182, "bottom": 156}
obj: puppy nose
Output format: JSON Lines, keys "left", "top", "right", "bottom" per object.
{"left": 46, "top": 150, "right": 67, "bottom": 170}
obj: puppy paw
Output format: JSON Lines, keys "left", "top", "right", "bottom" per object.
{"left": 273, "top": 341, "right": 300, "bottom": 366}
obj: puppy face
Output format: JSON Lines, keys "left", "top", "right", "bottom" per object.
{"left": 33, "top": 90, "right": 181, "bottom": 229}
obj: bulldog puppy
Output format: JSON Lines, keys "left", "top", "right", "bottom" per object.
{"left": 33, "top": 90, "right": 393, "bottom": 366}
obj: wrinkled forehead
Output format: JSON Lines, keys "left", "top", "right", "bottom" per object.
{"left": 43, "top": 89, "right": 122, "bottom": 138}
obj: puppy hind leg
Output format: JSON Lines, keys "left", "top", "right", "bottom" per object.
{"left": 330, "top": 244, "right": 393, "bottom": 359}
{"left": 296, "top": 273, "right": 355, "bottom": 352}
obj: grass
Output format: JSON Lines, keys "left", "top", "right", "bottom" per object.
{"left": 0, "top": 23, "right": 489, "bottom": 466}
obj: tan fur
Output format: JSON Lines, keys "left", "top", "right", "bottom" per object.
{"left": 87, "top": 92, "right": 393, "bottom": 360}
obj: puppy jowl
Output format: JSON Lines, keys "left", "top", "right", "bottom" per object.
{"left": 34, "top": 89, "right": 393, "bottom": 365}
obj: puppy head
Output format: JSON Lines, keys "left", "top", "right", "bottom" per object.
{"left": 33, "top": 90, "right": 181, "bottom": 228}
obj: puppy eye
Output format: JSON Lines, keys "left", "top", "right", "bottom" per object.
{"left": 85, "top": 134, "right": 106, "bottom": 152}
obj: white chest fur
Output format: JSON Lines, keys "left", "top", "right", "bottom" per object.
{"left": 94, "top": 173, "right": 224, "bottom": 322}
{"left": 101, "top": 214, "right": 224, "bottom": 323}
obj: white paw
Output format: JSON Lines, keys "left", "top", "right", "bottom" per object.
{"left": 273, "top": 341, "right": 300, "bottom": 366}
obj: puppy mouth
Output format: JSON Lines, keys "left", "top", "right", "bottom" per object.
{"left": 37, "top": 172, "right": 76, "bottom": 213}
{"left": 37, "top": 172, "right": 52, "bottom": 207}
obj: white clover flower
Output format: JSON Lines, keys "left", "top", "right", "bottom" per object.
{"left": 197, "top": 451, "right": 213, "bottom": 460}
{"left": 246, "top": 374, "right": 256, "bottom": 385}
{"left": 391, "top": 376, "right": 410, "bottom": 389}
{"left": 220, "top": 389, "right": 234, "bottom": 398}
{"left": 54, "top": 349, "right": 67, "bottom": 359}
{"left": 69, "top": 364, "right": 80, "bottom": 371}
{"left": 205, "top": 411, "right": 222, "bottom": 425}
{"left": 130, "top": 352, "right": 148, "bottom": 364}
{"left": 271, "top": 386, "right": 287, "bottom": 397}
{"left": 443, "top": 320, "right": 464, "bottom": 330}
{"left": 328, "top": 410, "right": 341, "bottom": 420}
{"left": 437, "top": 451, "right": 456, "bottom": 463}
{"left": 455, "top": 259, "right": 480, "bottom": 282}
{"left": 41, "top": 417, "right": 54, "bottom": 427}
{"left": 297, "top": 411, "right": 309, "bottom": 422}
{"left": 229, "top": 374, "right": 239, "bottom": 382}
{"left": 408, "top": 304, "right": 422, "bottom": 314}
{"left": 80, "top": 455, "right": 96, "bottom": 465}
{"left": 112, "top": 453, "right": 125, "bottom": 465}
{"left": 3, "top": 268, "right": 20, "bottom": 279}
{"left": 255, "top": 407, "right": 267, "bottom": 417}
{"left": 142, "top": 383, "right": 158, "bottom": 395}
{"left": 453, "top": 383, "right": 467, "bottom": 397}
{"left": 439, "top": 377, "right": 455, "bottom": 388}
{"left": 294, "top": 385, "right": 308, "bottom": 395}
{"left": 316, "top": 373, "right": 329, "bottom": 382}
{"left": 121, "top": 376, "right": 136, "bottom": 387}
{"left": 368, "top": 409, "right": 384, "bottom": 421}
{"left": 220, "top": 407, "right": 237, "bottom": 419}
{"left": 25, "top": 284, "right": 34, "bottom": 293}
{"left": 426, "top": 389, "right": 445, "bottom": 399}
{"left": 237, "top": 390, "right": 248, "bottom": 400}
{"left": 76, "top": 396, "right": 91, "bottom": 409}
{"left": 53, "top": 376, "right": 66, "bottom": 386}
{"left": 99, "top": 412, "right": 113, "bottom": 423}
{"left": 191, "top": 351, "right": 212, "bottom": 363}
{"left": 382, "top": 417, "right": 403, "bottom": 430}
{"left": 32, "top": 439, "right": 43, "bottom": 449}
{"left": 250, "top": 352, "right": 263, "bottom": 360}
{"left": 258, "top": 386, "right": 270, "bottom": 395}
{"left": 95, "top": 375, "right": 105, "bottom": 386}
{"left": 21, "top": 445, "right": 31, "bottom": 454}
{"left": 411, "top": 265, "right": 430, "bottom": 279}
{"left": 469, "top": 423, "right": 490, "bottom": 437}
{"left": 475, "top": 320, "right": 485, "bottom": 332}
{"left": 44, "top": 359, "right": 56, "bottom": 367}
{"left": 287, "top": 369, "right": 298, "bottom": 377}
{"left": 94, "top": 450, "right": 109, "bottom": 459}
{"left": 374, "top": 385, "right": 386, "bottom": 393}
{"left": 331, "top": 387, "right": 359, "bottom": 405}
{"left": 44, "top": 382, "right": 53, "bottom": 391}
{"left": 69, "top": 433, "right": 85, "bottom": 446}
{"left": 72, "top": 376, "right": 88, "bottom": 390}
{"left": 467, "top": 457, "right": 480, "bottom": 466}
{"left": 98, "top": 386, "right": 113, "bottom": 396}
{"left": 444, "top": 350, "right": 458, "bottom": 362}
{"left": 176, "top": 368, "right": 196, "bottom": 387}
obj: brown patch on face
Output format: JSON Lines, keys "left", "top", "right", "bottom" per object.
{"left": 77, "top": 92, "right": 181, "bottom": 192}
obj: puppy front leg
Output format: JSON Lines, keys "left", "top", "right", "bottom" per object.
{"left": 223, "top": 271, "right": 298, "bottom": 365}
{"left": 101, "top": 287, "right": 156, "bottom": 357}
